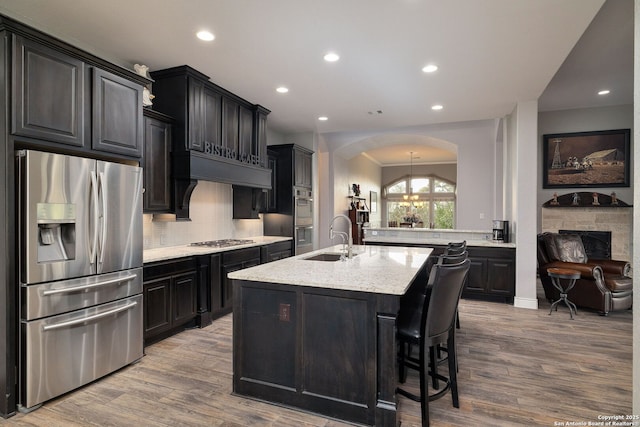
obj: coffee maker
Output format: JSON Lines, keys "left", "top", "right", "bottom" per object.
{"left": 492, "top": 220, "right": 509, "bottom": 243}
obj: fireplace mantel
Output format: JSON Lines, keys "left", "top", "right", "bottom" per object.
{"left": 542, "top": 191, "right": 631, "bottom": 208}
{"left": 543, "top": 191, "right": 631, "bottom": 208}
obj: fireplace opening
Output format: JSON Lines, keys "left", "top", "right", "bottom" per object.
{"left": 559, "top": 230, "right": 612, "bottom": 259}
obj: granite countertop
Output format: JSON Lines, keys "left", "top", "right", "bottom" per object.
{"left": 143, "top": 236, "right": 293, "bottom": 263}
{"left": 228, "top": 244, "right": 432, "bottom": 295}
{"left": 364, "top": 227, "right": 516, "bottom": 248}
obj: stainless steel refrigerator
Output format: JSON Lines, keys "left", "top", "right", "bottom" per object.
{"left": 17, "top": 150, "right": 144, "bottom": 411}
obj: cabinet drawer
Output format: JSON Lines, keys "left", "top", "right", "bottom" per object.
{"left": 222, "top": 247, "right": 261, "bottom": 264}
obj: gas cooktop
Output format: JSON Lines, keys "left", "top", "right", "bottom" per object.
{"left": 189, "top": 239, "right": 254, "bottom": 248}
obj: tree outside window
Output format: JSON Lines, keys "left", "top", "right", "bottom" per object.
{"left": 385, "top": 175, "right": 455, "bottom": 228}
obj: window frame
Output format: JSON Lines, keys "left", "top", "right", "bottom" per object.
{"left": 384, "top": 174, "right": 456, "bottom": 228}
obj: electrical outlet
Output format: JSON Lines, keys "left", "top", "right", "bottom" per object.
{"left": 279, "top": 303, "right": 291, "bottom": 322}
{"left": 479, "top": 213, "right": 485, "bottom": 219}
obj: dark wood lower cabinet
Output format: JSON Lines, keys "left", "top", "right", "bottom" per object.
{"left": 261, "top": 240, "right": 293, "bottom": 263}
{"left": 143, "top": 241, "right": 293, "bottom": 345}
{"left": 221, "top": 248, "right": 261, "bottom": 309}
{"left": 233, "top": 281, "right": 399, "bottom": 426}
{"left": 143, "top": 257, "right": 198, "bottom": 345}
{"left": 366, "top": 242, "right": 515, "bottom": 302}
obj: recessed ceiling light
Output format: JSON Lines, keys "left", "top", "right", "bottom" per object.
{"left": 323, "top": 52, "right": 340, "bottom": 62}
{"left": 318, "top": 116, "right": 328, "bottom": 121}
{"left": 422, "top": 64, "right": 438, "bottom": 73}
{"left": 598, "top": 89, "right": 610, "bottom": 95}
{"left": 276, "top": 87, "right": 289, "bottom": 94}
{"left": 196, "top": 30, "right": 215, "bottom": 41}
{"left": 431, "top": 104, "right": 443, "bottom": 110}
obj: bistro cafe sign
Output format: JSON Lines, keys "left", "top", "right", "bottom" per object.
{"left": 203, "top": 141, "right": 261, "bottom": 166}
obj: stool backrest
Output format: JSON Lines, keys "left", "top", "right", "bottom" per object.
{"left": 445, "top": 241, "right": 467, "bottom": 255}
{"left": 424, "top": 259, "right": 470, "bottom": 344}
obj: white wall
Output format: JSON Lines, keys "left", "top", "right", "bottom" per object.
{"left": 511, "top": 100, "right": 540, "bottom": 310}
{"left": 347, "top": 154, "right": 382, "bottom": 227}
{"left": 319, "top": 119, "right": 500, "bottom": 237}
{"left": 538, "top": 104, "right": 634, "bottom": 232}
{"left": 382, "top": 163, "right": 457, "bottom": 185}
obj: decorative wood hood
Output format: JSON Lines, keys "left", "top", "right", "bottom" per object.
{"left": 150, "top": 66, "right": 271, "bottom": 219}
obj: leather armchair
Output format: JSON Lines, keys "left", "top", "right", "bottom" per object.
{"left": 537, "top": 232, "right": 632, "bottom": 315}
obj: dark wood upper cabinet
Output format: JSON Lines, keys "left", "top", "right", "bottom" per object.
{"left": 187, "top": 77, "right": 222, "bottom": 152}
{"left": 238, "top": 104, "right": 253, "bottom": 161}
{"left": 11, "top": 34, "right": 145, "bottom": 159}
{"left": 150, "top": 66, "right": 272, "bottom": 219}
{"left": 91, "top": 68, "right": 143, "bottom": 157}
{"left": 143, "top": 110, "right": 172, "bottom": 212}
{"left": 254, "top": 106, "right": 269, "bottom": 169}
{"left": 12, "top": 35, "right": 85, "bottom": 147}
{"left": 222, "top": 96, "right": 240, "bottom": 156}
{"left": 294, "top": 149, "right": 312, "bottom": 188}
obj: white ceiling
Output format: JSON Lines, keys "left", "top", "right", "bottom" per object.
{"left": 0, "top": 0, "right": 631, "bottom": 166}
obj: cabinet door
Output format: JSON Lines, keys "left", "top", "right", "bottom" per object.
{"left": 486, "top": 258, "right": 515, "bottom": 297}
{"left": 238, "top": 104, "right": 253, "bottom": 162}
{"left": 222, "top": 97, "right": 239, "bottom": 157}
{"left": 92, "top": 68, "right": 143, "bottom": 157}
{"left": 203, "top": 87, "right": 222, "bottom": 151}
{"left": 187, "top": 77, "right": 205, "bottom": 151}
{"left": 222, "top": 261, "right": 244, "bottom": 309}
{"left": 209, "top": 254, "right": 223, "bottom": 314}
{"left": 12, "top": 35, "right": 85, "bottom": 147}
{"left": 254, "top": 108, "right": 268, "bottom": 168}
{"left": 294, "top": 150, "right": 312, "bottom": 188}
{"left": 263, "top": 152, "right": 278, "bottom": 213}
{"left": 144, "top": 277, "right": 172, "bottom": 338}
{"left": 222, "top": 248, "right": 261, "bottom": 309}
{"left": 465, "top": 257, "right": 487, "bottom": 293}
{"left": 173, "top": 271, "right": 197, "bottom": 325}
{"left": 190, "top": 80, "right": 222, "bottom": 152}
{"left": 143, "top": 116, "right": 171, "bottom": 212}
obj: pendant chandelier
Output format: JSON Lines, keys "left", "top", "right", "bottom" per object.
{"left": 402, "top": 151, "right": 422, "bottom": 205}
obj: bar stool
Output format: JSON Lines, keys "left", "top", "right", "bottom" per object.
{"left": 547, "top": 267, "right": 580, "bottom": 319}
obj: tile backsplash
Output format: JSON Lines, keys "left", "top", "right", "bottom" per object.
{"left": 143, "top": 181, "right": 264, "bottom": 249}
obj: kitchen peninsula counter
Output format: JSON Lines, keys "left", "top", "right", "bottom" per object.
{"left": 229, "top": 244, "right": 432, "bottom": 426}
{"left": 364, "top": 228, "right": 517, "bottom": 303}
{"left": 364, "top": 227, "right": 516, "bottom": 248}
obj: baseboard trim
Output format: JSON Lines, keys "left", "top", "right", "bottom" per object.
{"left": 514, "top": 297, "right": 539, "bottom": 310}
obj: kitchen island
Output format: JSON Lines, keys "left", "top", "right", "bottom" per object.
{"left": 228, "top": 244, "right": 432, "bottom": 426}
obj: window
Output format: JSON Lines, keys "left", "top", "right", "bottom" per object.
{"left": 385, "top": 175, "right": 456, "bottom": 228}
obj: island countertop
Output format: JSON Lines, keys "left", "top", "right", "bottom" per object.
{"left": 228, "top": 244, "right": 432, "bottom": 295}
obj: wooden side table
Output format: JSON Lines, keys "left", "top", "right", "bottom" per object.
{"left": 547, "top": 267, "right": 580, "bottom": 319}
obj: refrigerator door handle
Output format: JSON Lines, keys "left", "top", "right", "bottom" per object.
{"left": 89, "top": 171, "right": 99, "bottom": 266}
{"left": 42, "top": 301, "right": 138, "bottom": 331}
{"left": 98, "top": 171, "right": 107, "bottom": 269}
{"left": 42, "top": 273, "right": 138, "bottom": 296}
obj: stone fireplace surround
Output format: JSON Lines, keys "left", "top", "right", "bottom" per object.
{"left": 541, "top": 207, "right": 633, "bottom": 262}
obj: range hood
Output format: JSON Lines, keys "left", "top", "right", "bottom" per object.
{"left": 149, "top": 65, "right": 272, "bottom": 219}
{"left": 172, "top": 151, "right": 271, "bottom": 219}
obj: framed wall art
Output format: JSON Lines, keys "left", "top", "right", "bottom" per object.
{"left": 542, "top": 129, "right": 630, "bottom": 188}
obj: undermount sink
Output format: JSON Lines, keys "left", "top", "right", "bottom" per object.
{"left": 303, "top": 252, "right": 357, "bottom": 261}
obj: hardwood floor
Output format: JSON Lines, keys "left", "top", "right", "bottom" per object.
{"left": 2, "top": 286, "right": 632, "bottom": 427}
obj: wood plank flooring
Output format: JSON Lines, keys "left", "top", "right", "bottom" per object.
{"left": 2, "top": 285, "right": 632, "bottom": 427}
